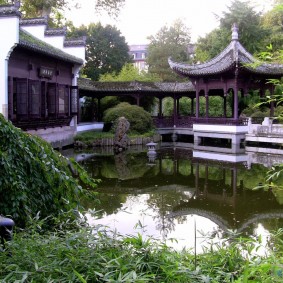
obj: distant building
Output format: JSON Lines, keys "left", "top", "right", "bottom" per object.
{"left": 129, "top": 44, "right": 148, "bottom": 72}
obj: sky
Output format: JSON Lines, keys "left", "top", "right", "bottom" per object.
{"left": 67, "top": 0, "right": 273, "bottom": 45}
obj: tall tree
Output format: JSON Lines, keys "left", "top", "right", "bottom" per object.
{"left": 147, "top": 19, "right": 191, "bottom": 81}
{"left": 1, "top": 0, "right": 124, "bottom": 24}
{"left": 261, "top": 1, "right": 283, "bottom": 52}
{"left": 195, "top": 0, "right": 268, "bottom": 62}
{"left": 69, "top": 23, "right": 131, "bottom": 81}
{"left": 99, "top": 63, "right": 160, "bottom": 82}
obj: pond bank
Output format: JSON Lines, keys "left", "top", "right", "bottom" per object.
{"left": 74, "top": 133, "right": 161, "bottom": 148}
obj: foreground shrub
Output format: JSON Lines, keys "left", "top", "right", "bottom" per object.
{"left": 103, "top": 102, "right": 154, "bottom": 134}
{"left": 1, "top": 215, "right": 283, "bottom": 282}
{"left": 0, "top": 114, "right": 98, "bottom": 226}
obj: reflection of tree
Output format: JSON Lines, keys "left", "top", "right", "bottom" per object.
{"left": 81, "top": 193, "right": 127, "bottom": 219}
{"left": 146, "top": 191, "right": 188, "bottom": 239}
{"left": 100, "top": 153, "right": 151, "bottom": 180}
{"left": 236, "top": 164, "right": 268, "bottom": 189}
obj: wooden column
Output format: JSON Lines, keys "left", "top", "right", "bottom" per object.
{"left": 191, "top": 97, "right": 194, "bottom": 116}
{"left": 223, "top": 95, "right": 227, "bottom": 118}
{"left": 205, "top": 94, "right": 209, "bottom": 118}
{"left": 97, "top": 98, "right": 101, "bottom": 122}
{"left": 159, "top": 97, "right": 163, "bottom": 116}
{"left": 173, "top": 95, "right": 177, "bottom": 126}
{"left": 136, "top": 95, "right": 140, "bottom": 106}
{"left": 233, "top": 87, "right": 238, "bottom": 119}
{"left": 270, "top": 86, "right": 275, "bottom": 117}
{"left": 196, "top": 88, "right": 200, "bottom": 118}
{"left": 234, "top": 70, "right": 239, "bottom": 119}
{"left": 177, "top": 97, "right": 180, "bottom": 117}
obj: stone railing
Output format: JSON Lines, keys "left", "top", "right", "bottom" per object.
{"left": 248, "top": 117, "right": 283, "bottom": 136}
{"left": 152, "top": 116, "right": 247, "bottom": 128}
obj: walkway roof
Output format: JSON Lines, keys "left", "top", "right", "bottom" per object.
{"left": 78, "top": 78, "right": 195, "bottom": 95}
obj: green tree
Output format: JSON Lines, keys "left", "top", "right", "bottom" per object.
{"left": 147, "top": 19, "right": 191, "bottom": 81}
{"left": 195, "top": 28, "right": 230, "bottom": 62}
{"left": 261, "top": 1, "right": 283, "bottom": 51}
{"left": 1, "top": 0, "right": 125, "bottom": 26}
{"left": 195, "top": 0, "right": 268, "bottom": 62}
{"left": 99, "top": 64, "right": 160, "bottom": 113}
{"left": 69, "top": 23, "right": 131, "bottom": 81}
{"left": 99, "top": 63, "right": 160, "bottom": 82}
{"left": 219, "top": 0, "right": 268, "bottom": 53}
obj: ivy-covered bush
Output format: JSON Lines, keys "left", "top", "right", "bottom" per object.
{"left": 103, "top": 102, "right": 154, "bottom": 134}
{"left": 0, "top": 114, "right": 97, "bottom": 226}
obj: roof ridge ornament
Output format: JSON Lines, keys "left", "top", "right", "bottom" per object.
{"left": 231, "top": 23, "right": 239, "bottom": 41}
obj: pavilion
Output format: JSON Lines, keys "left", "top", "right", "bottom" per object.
{"left": 79, "top": 24, "right": 283, "bottom": 153}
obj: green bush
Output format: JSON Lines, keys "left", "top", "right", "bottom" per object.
{"left": 103, "top": 102, "right": 154, "bottom": 134}
{"left": 0, "top": 114, "right": 98, "bottom": 226}
{"left": 1, "top": 215, "right": 283, "bottom": 282}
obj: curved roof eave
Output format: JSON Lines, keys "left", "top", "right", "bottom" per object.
{"left": 169, "top": 39, "right": 283, "bottom": 77}
{"left": 168, "top": 41, "right": 236, "bottom": 76}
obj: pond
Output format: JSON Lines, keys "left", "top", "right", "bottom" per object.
{"left": 63, "top": 145, "right": 283, "bottom": 252}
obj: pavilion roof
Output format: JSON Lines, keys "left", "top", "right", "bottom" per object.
{"left": 78, "top": 78, "right": 195, "bottom": 93}
{"left": 169, "top": 25, "right": 283, "bottom": 77}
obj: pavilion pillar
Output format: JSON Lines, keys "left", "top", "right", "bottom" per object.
{"left": 223, "top": 95, "right": 227, "bottom": 118}
{"left": 270, "top": 87, "right": 275, "bottom": 117}
{"left": 90, "top": 97, "right": 95, "bottom": 121}
{"left": 233, "top": 86, "right": 239, "bottom": 119}
{"left": 270, "top": 101, "right": 275, "bottom": 117}
{"left": 97, "top": 98, "right": 101, "bottom": 122}
{"left": 158, "top": 97, "right": 163, "bottom": 116}
{"left": 205, "top": 94, "right": 209, "bottom": 118}
{"left": 177, "top": 97, "right": 180, "bottom": 117}
{"left": 196, "top": 89, "right": 200, "bottom": 118}
{"left": 173, "top": 95, "right": 177, "bottom": 126}
{"left": 191, "top": 98, "right": 194, "bottom": 116}
{"left": 233, "top": 70, "right": 239, "bottom": 119}
{"left": 136, "top": 95, "right": 140, "bottom": 106}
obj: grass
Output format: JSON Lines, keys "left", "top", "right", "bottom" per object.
{"left": 74, "top": 131, "right": 114, "bottom": 143}
{"left": 1, "top": 214, "right": 283, "bottom": 282}
{"left": 74, "top": 130, "right": 158, "bottom": 145}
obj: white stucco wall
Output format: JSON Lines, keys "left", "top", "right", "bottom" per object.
{"left": 21, "top": 25, "right": 46, "bottom": 41}
{"left": 64, "top": 46, "right": 85, "bottom": 62}
{"left": 0, "top": 15, "right": 19, "bottom": 118}
{"left": 44, "top": 36, "right": 64, "bottom": 49}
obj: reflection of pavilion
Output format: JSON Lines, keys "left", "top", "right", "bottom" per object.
{"left": 88, "top": 147, "right": 283, "bottom": 234}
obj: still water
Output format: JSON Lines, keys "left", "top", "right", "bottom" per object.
{"left": 63, "top": 146, "right": 283, "bottom": 252}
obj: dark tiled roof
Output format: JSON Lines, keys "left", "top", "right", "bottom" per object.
{"left": 20, "top": 17, "right": 48, "bottom": 26}
{"left": 78, "top": 78, "right": 195, "bottom": 93}
{"left": 45, "top": 27, "right": 67, "bottom": 36}
{"left": 19, "top": 29, "right": 84, "bottom": 65}
{"left": 169, "top": 41, "right": 283, "bottom": 77}
{"left": 0, "top": 4, "right": 21, "bottom": 17}
{"left": 64, "top": 37, "right": 86, "bottom": 47}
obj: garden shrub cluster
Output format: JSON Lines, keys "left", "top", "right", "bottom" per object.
{"left": 103, "top": 102, "right": 154, "bottom": 134}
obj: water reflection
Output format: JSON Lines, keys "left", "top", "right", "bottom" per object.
{"left": 63, "top": 147, "right": 283, "bottom": 250}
